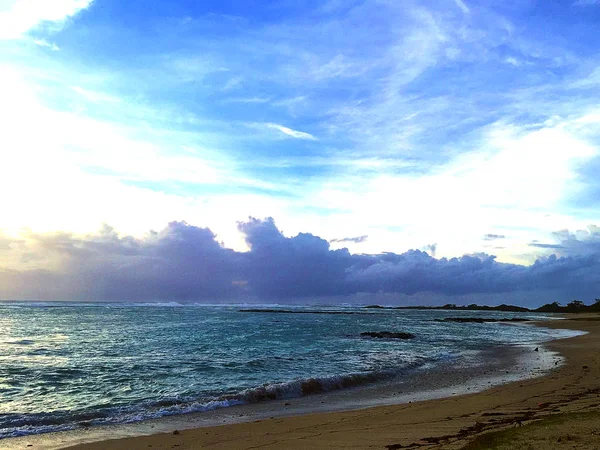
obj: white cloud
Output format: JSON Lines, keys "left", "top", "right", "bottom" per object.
{"left": 70, "top": 86, "right": 121, "bottom": 104}
{"left": 0, "top": 0, "right": 93, "bottom": 40}
{"left": 0, "top": 68, "right": 289, "bottom": 246}
{"left": 2, "top": 0, "right": 600, "bottom": 267}
{"left": 33, "top": 38, "right": 59, "bottom": 51}
{"left": 221, "top": 76, "right": 244, "bottom": 91}
{"left": 264, "top": 123, "right": 318, "bottom": 140}
{"left": 453, "top": 0, "right": 471, "bottom": 14}
{"left": 308, "top": 117, "right": 599, "bottom": 260}
{"left": 570, "top": 66, "right": 600, "bottom": 88}
{"left": 222, "top": 96, "right": 271, "bottom": 104}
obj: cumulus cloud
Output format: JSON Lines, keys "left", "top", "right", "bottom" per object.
{"left": 544, "top": 226, "right": 600, "bottom": 255}
{"left": 0, "top": 223, "right": 242, "bottom": 301}
{"left": 1, "top": 219, "right": 600, "bottom": 306}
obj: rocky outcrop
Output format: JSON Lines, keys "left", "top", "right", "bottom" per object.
{"left": 360, "top": 331, "right": 415, "bottom": 339}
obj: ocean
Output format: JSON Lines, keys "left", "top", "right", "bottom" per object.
{"left": 0, "top": 302, "right": 583, "bottom": 439}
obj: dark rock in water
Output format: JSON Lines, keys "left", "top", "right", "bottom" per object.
{"left": 173, "top": 430, "right": 180, "bottom": 435}
{"left": 364, "top": 305, "right": 385, "bottom": 309}
{"left": 534, "top": 347, "right": 539, "bottom": 352}
{"left": 435, "top": 317, "right": 531, "bottom": 323}
{"left": 360, "top": 331, "right": 415, "bottom": 339}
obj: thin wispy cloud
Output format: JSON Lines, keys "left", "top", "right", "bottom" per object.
{"left": 223, "top": 96, "right": 271, "bottom": 104}
{"left": 264, "top": 123, "right": 318, "bottom": 140}
{"left": 33, "top": 39, "right": 60, "bottom": 51}
{"left": 484, "top": 234, "right": 506, "bottom": 241}
{"left": 330, "top": 235, "right": 368, "bottom": 244}
{"left": 573, "top": 0, "right": 600, "bottom": 5}
{"left": 453, "top": 0, "right": 471, "bottom": 14}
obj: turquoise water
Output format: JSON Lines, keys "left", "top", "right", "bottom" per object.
{"left": 0, "top": 303, "right": 575, "bottom": 438}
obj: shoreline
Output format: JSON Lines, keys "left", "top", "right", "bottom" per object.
{"left": 3, "top": 341, "right": 560, "bottom": 449}
{"left": 4, "top": 315, "right": 598, "bottom": 449}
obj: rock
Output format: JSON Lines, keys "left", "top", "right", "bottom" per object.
{"left": 360, "top": 331, "right": 415, "bottom": 339}
{"left": 173, "top": 430, "right": 180, "bottom": 435}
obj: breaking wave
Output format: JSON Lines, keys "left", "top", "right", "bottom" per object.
{"left": 0, "top": 362, "right": 427, "bottom": 439}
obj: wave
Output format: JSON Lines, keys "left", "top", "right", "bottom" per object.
{"left": 0, "top": 361, "right": 427, "bottom": 439}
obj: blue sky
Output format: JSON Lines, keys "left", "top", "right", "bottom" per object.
{"left": 1, "top": 0, "right": 600, "bottom": 303}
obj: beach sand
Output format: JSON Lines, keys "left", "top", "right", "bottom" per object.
{"left": 12, "top": 315, "right": 600, "bottom": 449}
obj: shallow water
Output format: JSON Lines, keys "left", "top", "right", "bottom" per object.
{"left": 0, "top": 302, "right": 580, "bottom": 438}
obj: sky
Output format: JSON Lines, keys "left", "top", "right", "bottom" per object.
{"left": 1, "top": 0, "right": 600, "bottom": 305}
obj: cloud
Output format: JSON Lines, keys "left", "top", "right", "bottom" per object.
{"left": 264, "top": 123, "right": 318, "bottom": 140}
{"left": 0, "top": 0, "right": 93, "bottom": 39}
{"left": 0, "top": 222, "right": 242, "bottom": 301}
{"left": 529, "top": 243, "right": 565, "bottom": 249}
{"left": 573, "top": 0, "right": 600, "bottom": 5}
{"left": 504, "top": 57, "right": 520, "bottom": 67}
{"left": 484, "top": 234, "right": 506, "bottom": 241}
{"left": 453, "top": 0, "right": 471, "bottom": 14}
{"left": 2, "top": 0, "right": 600, "bottom": 272}
{"left": 33, "top": 39, "right": 60, "bottom": 51}
{"left": 2, "top": 219, "right": 600, "bottom": 306}
{"left": 544, "top": 226, "right": 600, "bottom": 256}
{"left": 423, "top": 243, "right": 437, "bottom": 257}
{"left": 330, "top": 235, "right": 368, "bottom": 244}
{"left": 223, "top": 97, "right": 271, "bottom": 104}
{"left": 569, "top": 67, "right": 600, "bottom": 88}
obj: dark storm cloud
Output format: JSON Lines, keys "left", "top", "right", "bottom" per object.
{"left": 483, "top": 234, "right": 505, "bottom": 241}
{"left": 0, "top": 222, "right": 242, "bottom": 301}
{"left": 329, "top": 235, "right": 368, "bottom": 244}
{"left": 238, "top": 217, "right": 353, "bottom": 298}
{"left": 2, "top": 219, "right": 600, "bottom": 306}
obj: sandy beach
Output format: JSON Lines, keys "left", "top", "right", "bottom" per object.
{"left": 5, "top": 315, "right": 600, "bottom": 450}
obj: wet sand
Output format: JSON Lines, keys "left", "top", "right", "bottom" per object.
{"left": 8, "top": 315, "right": 600, "bottom": 449}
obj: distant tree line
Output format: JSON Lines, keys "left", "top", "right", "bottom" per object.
{"left": 535, "top": 298, "right": 600, "bottom": 313}
{"left": 366, "top": 299, "right": 600, "bottom": 313}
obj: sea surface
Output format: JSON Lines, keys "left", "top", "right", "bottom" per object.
{"left": 0, "top": 302, "right": 582, "bottom": 439}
